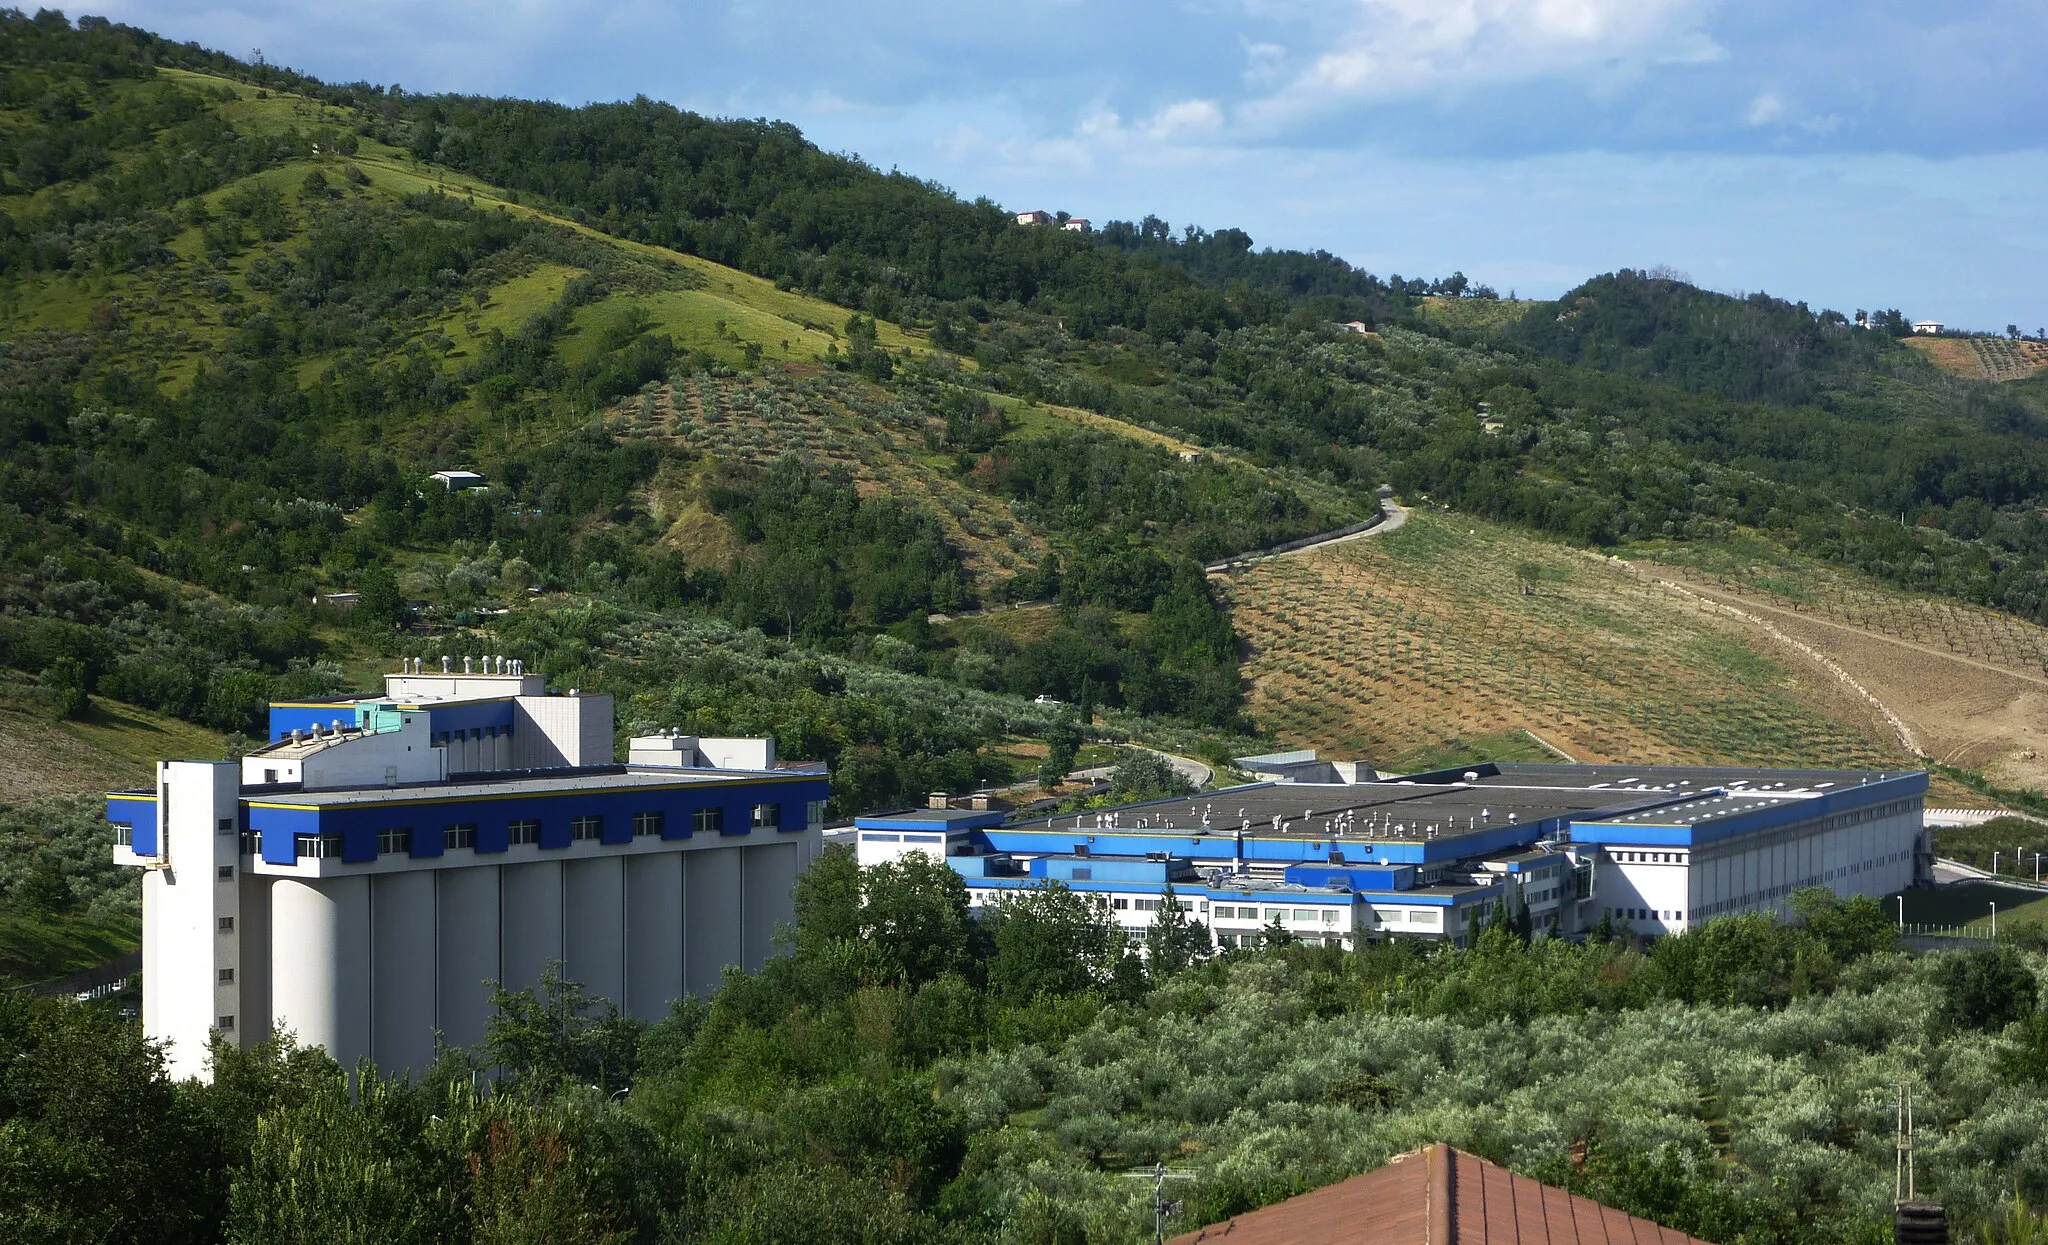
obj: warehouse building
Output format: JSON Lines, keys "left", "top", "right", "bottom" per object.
{"left": 855, "top": 760, "right": 1928, "bottom": 948}
{"left": 108, "top": 659, "right": 828, "bottom": 1080}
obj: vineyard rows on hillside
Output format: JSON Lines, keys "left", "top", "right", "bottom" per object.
{"left": 1222, "top": 512, "right": 1905, "bottom": 771}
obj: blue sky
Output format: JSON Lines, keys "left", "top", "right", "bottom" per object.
{"left": 96, "top": 1, "right": 2048, "bottom": 331}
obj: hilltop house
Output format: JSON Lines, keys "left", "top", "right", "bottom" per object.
{"left": 1014, "top": 210, "right": 1051, "bottom": 226}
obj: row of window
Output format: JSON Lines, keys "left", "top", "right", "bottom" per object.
{"left": 1212, "top": 905, "right": 1344, "bottom": 924}
{"left": 1615, "top": 850, "right": 1683, "bottom": 864}
{"left": 292, "top": 804, "right": 795, "bottom": 859}
{"left": 1608, "top": 906, "right": 1684, "bottom": 924}
{"left": 1218, "top": 933, "right": 1349, "bottom": 949}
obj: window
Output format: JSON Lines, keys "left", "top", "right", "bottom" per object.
{"left": 807, "top": 800, "right": 827, "bottom": 832}
{"left": 377, "top": 827, "right": 412, "bottom": 855}
{"left": 1322, "top": 910, "right": 1338, "bottom": 924}
{"left": 693, "top": 807, "right": 724, "bottom": 835}
{"left": 112, "top": 822, "right": 134, "bottom": 847}
{"left": 1264, "top": 908, "right": 1286, "bottom": 921}
{"left": 218, "top": 968, "right": 235, "bottom": 983}
{"left": 240, "top": 831, "right": 261, "bottom": 857}
{"left": 444, "top": 824, "right": 476, "bottom": 850}
{"left": 218, "top": 917, "right": 235, "bottom": 932}
{"left": 295, "top": 833, "right": 342, "bottom": 859}
{"left": 218, "top": 817, "right": 236, "bottom": 836}
{"left": 753, "top": 803, "right": 778, "bottom": 830}
{"left": 571, "top": 815, "right": 603, "bottom": 841}
{"left": 1293, "top": 909, "right": 1316, "bottom": 921}
{"left": 217, "top": 1015, "right": 234, "bottom": 1031}
{"left": 1135, "top": 898, "right": 1162, "bottom": 912}
{"left": 508, "top": 819, "right": 540, "bottom": 846}
{"left": 1111, "top": 897, "right": 1129, "bottom": 910}
{"left": 860, "top": 832, "right": 901, "bottom": 842}
{"left": 218, "top": 865, "right": 234, "bottom": 880}
{"left": 632, "top": 811, "right": 665, "bottom": 838}
{"left": 1071, "top": 867, "right": 1093, "bottom": 880}
{"left": 263, "top": 768, "right": 278, "bottom": 783}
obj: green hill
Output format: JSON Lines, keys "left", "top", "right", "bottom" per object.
{"left": 6, "top": 10, "right": 2048, "bottom": 830}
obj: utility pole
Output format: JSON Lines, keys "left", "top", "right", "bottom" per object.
{"left": 1990, "top": 901, "right": 1998, "bottom": 938}
{"left": 1123, "top": 1162, "right": 1195, "bottom": 1245}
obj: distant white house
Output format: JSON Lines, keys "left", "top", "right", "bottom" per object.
{"left": 1015, "top": 210, "right": 1051, "bottom": 226}
{"left": 1061, "top": 218, "right": 1091, "bottom": 233}
{"left": 1912, "top": 321, "right": 1944, "bottom": 335}
{"left": 1339, "top": 321, "right": 1372, "bottom": 334}
{"left": 431, "top": 470, "right": 486, "bottom": 490}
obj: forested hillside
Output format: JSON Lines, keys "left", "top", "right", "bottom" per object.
{"left": 5, "top": 6, "right": 2048, "bottom": 827}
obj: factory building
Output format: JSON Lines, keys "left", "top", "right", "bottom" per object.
{"left": 856, "top": 760, "right": 1928, "bottom": 948}
{"left": 107, "top": 658, "right": 828, "bottom": 1080}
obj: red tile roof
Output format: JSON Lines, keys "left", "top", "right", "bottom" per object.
{"left": 1169, "top": 1144, "right": 1716, "bottom": 1245}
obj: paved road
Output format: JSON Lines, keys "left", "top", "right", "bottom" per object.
{"left": 1072, "top": 747, "right": 1215, "bottom": 790}
{"left": 1203, "top": 502, "right": 1408, "bottom": 574}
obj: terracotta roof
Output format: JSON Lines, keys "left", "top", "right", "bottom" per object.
{"left": 1168, "top": 1144, "right": 1715, "bottom": 1245}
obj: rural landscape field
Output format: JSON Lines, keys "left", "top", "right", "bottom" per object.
{"left": 7, "top": 12, "right": 2048, "bottom": 1245}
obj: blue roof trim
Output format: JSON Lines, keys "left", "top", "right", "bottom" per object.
{"left": 1570, "top": 772, "right": 1926, "bottom": 846}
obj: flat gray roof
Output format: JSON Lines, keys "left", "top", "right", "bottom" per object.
{"left": 1010, "top": 761, "right": 1916, "bottom": 842}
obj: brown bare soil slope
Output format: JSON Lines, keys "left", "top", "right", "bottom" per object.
{"left": 1220, "top": 510, "right": 1907, "bottom": 771}
{"left": 1642, "top": 556, "right": 2048, "bottom": 791}
{"left": 1905, "top": 335, "right": 2048, "bottom": 382}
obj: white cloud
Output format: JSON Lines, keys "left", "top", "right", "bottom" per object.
{"left": 1746, "top": 91, "right": 1785, "bottom": 125}
{"left": 1146, "top": 98, "right": 1225, "bottom": 139}
{"left": 1243, "top": 0, "right": 1723, "bottom": 126}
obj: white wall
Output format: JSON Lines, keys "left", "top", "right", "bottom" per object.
{"left": 436, "top": 866, "right": 499, "bottom": 1049}
{"left": 270, "top": 875, "right": 371, "bottom": 1073}
{"left": 512, "top": 695, "right": 614, "bottom": 768}
{"left": 213, "top": 826, "right": 826, "bottom": 1076}
{"left": 698, "top": 737, "right": 777, "bottom": 770}
{"left": 1596, "top": 797, "right": 1923, "bottom": 932}
{"left": 629, "top": 736, "right": 700, "bottom": 767}
{"left": 385, "top": 672, "right": 544, "bottom": 701}
{"left": 144, "top": 762, "right": 242, "bottom": 1080}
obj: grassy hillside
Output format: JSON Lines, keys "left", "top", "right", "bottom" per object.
{"left": 8, "top": 11, "right": 2048, "bottom": 838}
{"left": 1222, "top": 509, "right": 1909, "bottom": 772}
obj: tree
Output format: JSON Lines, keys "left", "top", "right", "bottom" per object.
{"left": 1515, "top": 560, "right": 1544, "bottom": 596}
{"left": 353, "top": 565, "right": 412, "bottom": 634}
{"left": 791, "top": 843, "right": 863, "bottom": 954}
{"left": 1143, "top": 882, "right": 1210, "bottom": 976}
{"left": 985, "top": 881, "right": 1117, "bottom": 1000}
{"left": 39, "top": 655, "right": 88, "bottom": 719}
{"left": 1038, "top": 713, "right": 1082, "bottom": 788}
{"left": 483, "top": 964, "right": 643, "bottom": 1096}
{"left": 1938, "top": 945, "right": 2039, "bottom": 1033}
{"left": 0, "top": 992, "right": 225, "bottom": 1243}
{"left": 1107, "top": 747, "right": 1193, "bottom": 802}
{"left": 858, "top": 853, "right": 979, "bottom": 987}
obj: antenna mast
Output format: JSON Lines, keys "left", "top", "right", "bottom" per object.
{"left": 1895, "top": 1082, "right": 1915, "bottom": 1204}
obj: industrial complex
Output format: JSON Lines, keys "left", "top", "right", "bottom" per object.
{"left": 856, "top": 753, "right": 1931, "bottom": 949}
{"left": 106, "top": 658, "right": 827, "bottom": 1080}
{"left": 112, "top": 653, "right": 1931, "bottom": 1080}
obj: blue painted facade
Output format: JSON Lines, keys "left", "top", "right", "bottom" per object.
{"left": 1283, "top": 863, "right": 1418, "bottom": 891}
{"left": 245, "top": 775, "right": 826, "bottom": 866}
{"left": 423, "top": 698, "right": 516, "bottom": 737}
{"left": 106, "top": 792, "right": 158, "bottom": 855}
{"left": 267, "top": 701, "right": 362, "bottom": 742}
